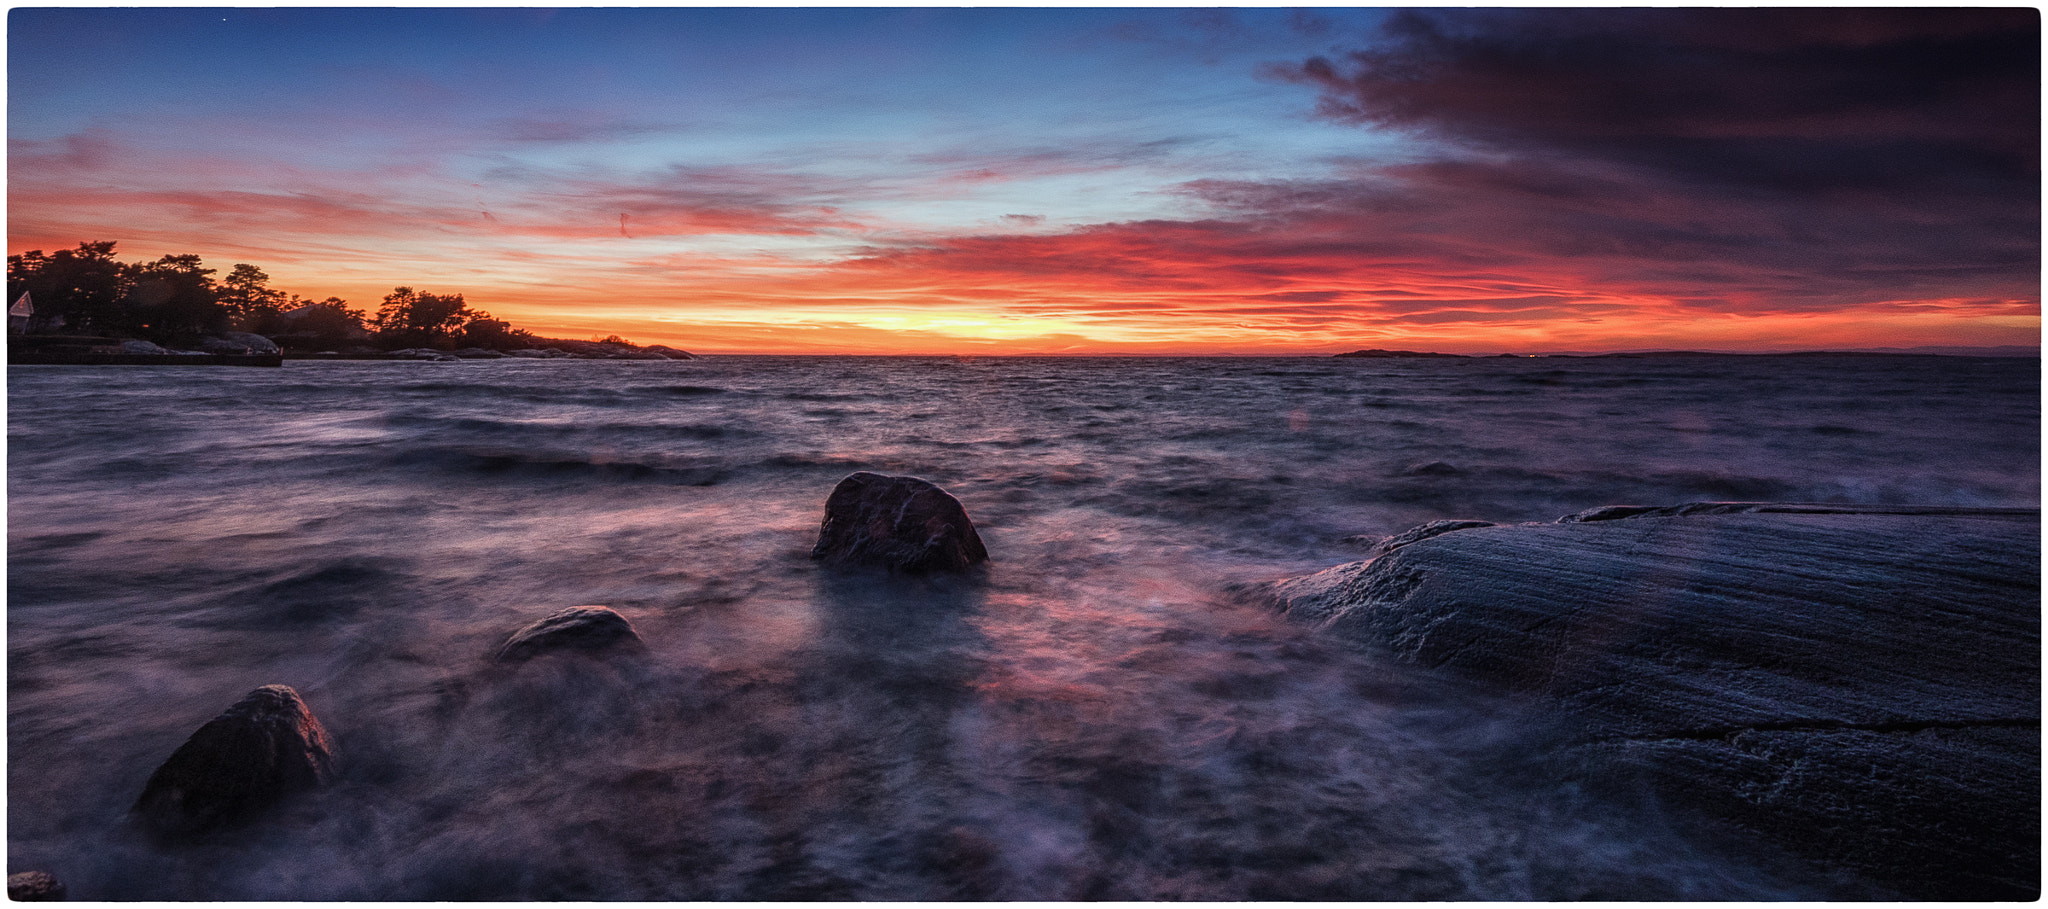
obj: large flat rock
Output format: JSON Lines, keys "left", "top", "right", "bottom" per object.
{"left": 1270, "top": 505, "right": 2040, "bottom": 899}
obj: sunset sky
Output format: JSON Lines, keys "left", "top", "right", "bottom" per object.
{"left": 8, "top": 7, "right": 2040, "bottom": 354}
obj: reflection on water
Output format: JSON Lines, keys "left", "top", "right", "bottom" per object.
{"left": 10, "top": 356, "right": 2033, "bottom": 899}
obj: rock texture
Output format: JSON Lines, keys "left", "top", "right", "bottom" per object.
{"left": 1269, "top": 504, "right": 2040, "bottom": 900}
{"left": 8, "top": 871, "right": 66, "bottom": 901}
{"left": 1370, "top": 518, "right": 1494, "bottom": 556}
{"left": 132, "top": 685, "right": 336, "bottom": 838}
{"left": 197, "top": 332, "right": 281, "bottom": 355}
{"left": 496, "top": 605, "right": 644, "bottom": 663}
{"left": 812, "top": 472, "right": 989, "bottom": 573}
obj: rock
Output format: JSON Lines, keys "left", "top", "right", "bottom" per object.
{"left": 643, "top": 345, "right": 695, "bottom": 360}
{"left": 450, "top": 347, "right": 509, "bottom": 359}
{"left": 496, "top": 605, "right": 643, "bottom": 663}
{"left": 8, "top": 871, "right": 66, "bottom": 901}
{"left": 118, "top": 339, "right": 171, "bottom": 355}
{"left": 1556, "top": 500, "right": 2042, "bottom": 523}
{"left": 388, "top": 348, "right": 459, "bottom": 362}
{"left": 1370, "top": 518, "right": 1492, "bottom": 555}
{"left": 1399, "top": 460, "right": 1463, "bottom": 477}
{"left": 197, "top": 332, "right": 280, "bottom": 355}
{"left": 1267, "top": 505, "right": 2040, "bottom": 899}
{"left": 811, "top": 472, "right": 989, "bottom": 573}
{"left": 132, "top": 685, "right": 336, "bottom": 838}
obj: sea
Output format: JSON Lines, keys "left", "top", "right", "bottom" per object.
{"left": 6, "top": 354, "right": 2039, "bottom": 900}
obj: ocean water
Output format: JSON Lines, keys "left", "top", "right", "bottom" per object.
{"left": 7, "top": 355, "right": 2038, "bottom": 900}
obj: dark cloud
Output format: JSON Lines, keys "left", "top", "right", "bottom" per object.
{"left": 1272, "top": 8, "right": 2038, "bottom": 197}
{"left": 822, "top": 8, "right": 2034, "bottom": 345}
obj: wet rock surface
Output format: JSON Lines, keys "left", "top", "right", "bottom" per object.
{"left": 1270, "top": 505, "right": 2042, "bottom": 900}
{"left": 132, "top": 685, "right": 336, "bottom": 838}
{"left": 496, "top": 605, "right": 644, "bottom": 663}
{"left": 197, "top": 332, "right": 281, "bottom": 355}
{"left": 812, "top": 472, "right": 989, "bottom": 573}
{"left": 1365, "top": 518, "right": 1494, "bottom": 556}
{"left": 8, "top": 871, "right": 66, "bottom": 901}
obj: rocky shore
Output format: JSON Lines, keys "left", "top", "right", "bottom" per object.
{"left": 9, "top": 331, "right": 694, "bottom": 365}
{"left": 293, "top": 337, "right": 694, "bottom": 361}
{"left": 1262, "top": 503, "right": 2041, "bottom": 900}
{"left": 12, "top": 482, "right": 2037, "bottom": 899}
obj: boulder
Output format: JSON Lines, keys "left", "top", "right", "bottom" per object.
{"left": 118, "top": 339, "right": 172, "bottom": 355}
{"left": 132, "top": 685, "right": 336, "bottom": 838}
{"left": 8, "top": 871, "right": 65, "bottom": 901}
{"left": 643, "top": 345, "right": 695, "bottom": 360}
{"left": 197, "top": 332, "right": 280, "bottom": 355}
{"left": 812, "top": 472, "right": 989, "bottom": 573}
{"left": 387, "top": 348, "right": 460, "bottom": 362}
{"left": 496, "top": 605, "right": 643, "bottom": 663}
{"left": 1267, "top": 504, "right": 2040, "bottom": 899}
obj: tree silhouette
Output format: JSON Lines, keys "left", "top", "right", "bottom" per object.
{"left": 126, "top": 254, "right": 222, "bottom": 338}
{"left": 7, "top": 241, "right": 624, "bottom": 353}
{"left": 460, "top": 310, "right": 535, "bottom": 350}
{"left": 218, "top": 263, "right": 286, "bottom": 327}
{"left": 7, "top": 241, "right": 128, "bottom": 334}
{"left": 373, "top": 286, "right": 473, "bottom": 349}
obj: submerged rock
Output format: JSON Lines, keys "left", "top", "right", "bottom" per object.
{"left": 132, "top": 685, "right": 336, "bottom": 838}
{"left": 1399, "top": 460, "right": 1464, "bottom": 477}
{"left": 811, "top": 472, "right": 989, "bottom": 573}
{"left": 497, "top": 605, "right": 643, "bottom": 663}
{"left": 1268, "top": 505, "right": 2041, "bottom": 899}
{"left": 8, "top": 871, "right": 66, "bottom": 901}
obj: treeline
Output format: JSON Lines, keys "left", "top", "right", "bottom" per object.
{"left": 6, "top": 241, "right": 553, "bottom": 352}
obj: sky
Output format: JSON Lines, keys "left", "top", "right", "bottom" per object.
{"left": 7, "top": 6, "right": 2041, "bottom": 354}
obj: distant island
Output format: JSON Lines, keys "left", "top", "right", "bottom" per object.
{"left": 1331, "top": 349, "right": 1477, "bottom": 359}
{"left": 7, "top": 240, "right": 689, "bottom": 364}
{"left": 1335, "top": 346, "right": 2038, "bottom": 359}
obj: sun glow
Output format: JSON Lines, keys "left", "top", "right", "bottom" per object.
{"left": 7, "top": 8, "right": 2036, "bottom": 357}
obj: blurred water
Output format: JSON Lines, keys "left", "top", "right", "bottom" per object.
{"left": 7, "top": 355, "right": 2037, "bottom": 899}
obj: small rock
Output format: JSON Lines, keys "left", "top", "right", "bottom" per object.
{"left": 497, "top": 606, "right": 643, "bottom": 663}
{"left": 1400, "top": 460, "right": 1463, "bottom": 477}
{"left": 812, "top": 472, "right": 989, "bottom": 573}
{"left": 8, "top": 871, "right": 66, "bottom": 901}
{"left": 197, "top": 332, "right": 281, "bottom": 355}
{"left": 133, "top": 685, "right": 335, "bottom": 837}
{"left": 388, "top": 348, "right": 459, "bottom": 362}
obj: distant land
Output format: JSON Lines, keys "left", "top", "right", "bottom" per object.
{"left": 1334, "top": 346, "right": 2040, "bottom": 359}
